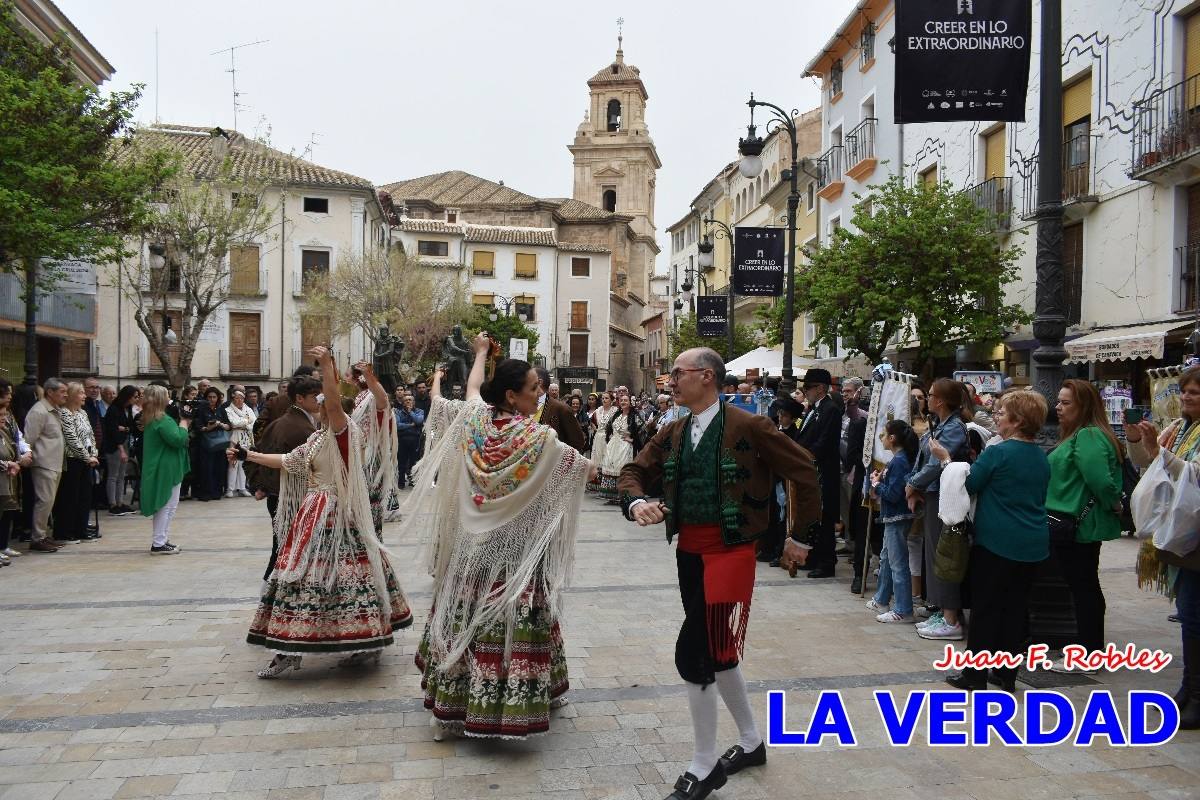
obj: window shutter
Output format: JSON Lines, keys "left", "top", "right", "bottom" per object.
{"left": 1062, "top": 74, "right": 1092, "bottom": 127}
{"left": 472, "top": 250, "right": 494, "bottom": 274}
{"left": 984, "top": 128, "right": 1006, "bottom": 179}
{"left": 515, "top": 253, "right": 537, "bottom": 277}
{"left": 1188, "top": 11, "right": 1200, "bottom": 81}
{"left": 472, "top": 292, "right": 494, "bottom": 307}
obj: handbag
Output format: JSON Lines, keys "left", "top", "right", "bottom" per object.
{"left": 1047, "top": 497, "right": 1096, "bottom": 546}
{"left": 934, "top": 520, "right": 971, "bottom": 583}
{"left": 203, "top": 428, "right": 231, "bottom": 453}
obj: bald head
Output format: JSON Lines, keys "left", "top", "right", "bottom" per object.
{"left": 670, "top": 347, "right": 725, "bottom": 412}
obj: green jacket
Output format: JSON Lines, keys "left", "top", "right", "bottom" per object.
{"left": 1046, "top": 426, "right": 1122, "bottom": 543}
{"left": 140, "top": 415, "right": 191, "bottom": 517}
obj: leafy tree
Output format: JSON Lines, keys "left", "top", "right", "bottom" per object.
{"left": 0, "top": 0, "right": 174, "bottom": 382}
{"left": 462, "top": 307, "right": 539, "bottom": 360}
{"left": 303, "top": 246, "right": 470, "bottom": 382}
{"left": 797, "top": 174, "right": 1028, "bottom": 377}
{"left": 668, "top": 312, "right": 759, "bottom": 361}
{"left": 110, "top": 136, "right": 277, "bottom": 388}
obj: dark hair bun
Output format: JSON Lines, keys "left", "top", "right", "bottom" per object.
{"left": 480, "top": 359, "right": 533, "bottom": 407}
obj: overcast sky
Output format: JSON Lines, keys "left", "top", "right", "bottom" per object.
{"left": 60, "top": 0, "right": 856, "bottom": 274}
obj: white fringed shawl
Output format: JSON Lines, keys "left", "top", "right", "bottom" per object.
{"left": 274, "top": 423, "right": 391, "bottom": 611}
{"left": 401, "top": 396, "right": 590, "bottom": 668}
{"left": 352, "top": 391, "right": 399, "bottom": 510}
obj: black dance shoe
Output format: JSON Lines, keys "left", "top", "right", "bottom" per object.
{"left": 807, "top": 566, "right": 835, "bottom": 579}
{"left": 719, "top": 741, "right": 766, "bottom": 775}
{"left": 665, "top": 762, "right": 727, "bottom": 800}
{"left": 945, "top": 672, "right": 986, "bottom": 691}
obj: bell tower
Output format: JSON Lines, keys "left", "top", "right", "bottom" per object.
{"left": 568, "top": 30, "right": 661, "bottom": 297}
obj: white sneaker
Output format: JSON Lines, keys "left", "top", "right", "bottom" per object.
{"left": 876, "top": 610, "right": 914, "bottom": 624}
{"left": 865, "top": 599, "right": 887, "bottom": 612}
{"left": 917, "top": 621, "right": 964, "bottom": 640}
{"left": 224, "top": 491, "right": 236, "bottom": 498}
{"left": 914, "top": 604, "right": 936, "bottom": 619}
{"left": 916, "top": 612, "right": 944, "bottom": 631}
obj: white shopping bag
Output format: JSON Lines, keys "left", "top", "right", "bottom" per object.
{"left": 1131, "top": 454, "right": 1200, "bottom": 556}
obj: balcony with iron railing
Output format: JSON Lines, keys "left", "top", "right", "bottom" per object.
{"left": 137, "top": 343, "right": 180, "bottom": 376}
{"left": 816, "top": 144, "right": 846, "bottom": 201}
{"left": 220, "top": 348, "right": 270, "bottom": 378}
{"left": 1177, "top": 242, "right": 1200, "bottom": 314}
{"left": 963, "top": 176, "right": 1013, "bottom": 232}
{"left": 1131, "top": 73, "right": 1200, "bottom": 182}
{"left": 844, "top": 118, "right": 878, "bottom": 182}
{"left": 1020, "top": 134, "right": 1100, "bottom": 222}
{"left": 567, "top": 312, "right": 593, "bottom": 331}
{"left": 292, "top": 268, "right": 328, "bottom": 297}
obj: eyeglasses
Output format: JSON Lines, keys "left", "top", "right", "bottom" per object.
{"left": 669, "top": 367, "right": 706, "bottom": 381}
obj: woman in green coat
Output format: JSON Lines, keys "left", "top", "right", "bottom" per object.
{"left": 139, "top": 385, "right": 191, "bottom": 555}
{"left": 1047, "top": 379, "right": 1124, "bottom": 669}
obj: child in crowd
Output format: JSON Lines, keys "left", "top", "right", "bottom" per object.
{"left": 867, "top": 419, "right": 919, "bottom": 623}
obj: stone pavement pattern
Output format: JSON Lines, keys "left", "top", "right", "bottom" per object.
{"left": 0, "top": 494, "right": 1198, "bottom": 800}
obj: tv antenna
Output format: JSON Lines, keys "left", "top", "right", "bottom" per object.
{"left": 210, "top": 39, "right": 267, "bottom": 131}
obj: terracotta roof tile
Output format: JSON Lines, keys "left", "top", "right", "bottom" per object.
{"left": 396, "top": 219, "right": 463, "bottom": 235}
{"left": 464, "top": 226, "right": 556, "bottom": 247}
{"left": 558, "top": 242, "right": 612, "bottom": 254}
{"left": 127, "top": 124, "right": 374, "bottom": 190}
{"left": 380, "top": 171, "right": 539, "bottom": 207}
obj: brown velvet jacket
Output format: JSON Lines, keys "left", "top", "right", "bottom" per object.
{"left": 540, "top": 397, "right": 587, "bottom": 453}
{"left": 245, "top": 406, "right": 316, "bottom": 497}
{"left": 618, "top": 400, "right": 822, "bottom": 546}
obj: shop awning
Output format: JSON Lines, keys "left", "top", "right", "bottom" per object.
{"left": 1064, "top": 321, "right": 1191, "bottom": 364}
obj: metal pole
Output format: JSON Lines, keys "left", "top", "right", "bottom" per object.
{"left": 782, "top": 130, "right": 800, "bottom": 394}
{"left": 728, "top": 235, "right": 736, "bottom": 361}
{"left": 1030, "top": 0, "right": 1065, "bottom": 431}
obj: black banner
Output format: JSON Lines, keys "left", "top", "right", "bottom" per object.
{"left": 696, "top": 295, "right": 728, "bottom": 337}
{"left": 733, "top": 227, "right": 785, "bottom": 296}
{"left": 556, "top": 366, "right": 598, "bottom": 396}
{"left": 894, "top": 0, "right": 1031, "bottom": 124}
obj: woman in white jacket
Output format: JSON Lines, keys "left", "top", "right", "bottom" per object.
{"left": 224, "top": 390, "right": 257, "bottom": 497}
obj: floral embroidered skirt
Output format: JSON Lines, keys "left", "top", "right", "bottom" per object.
{"left": 248, "top": 517, "right": 412, "bottom": 654}
{"left": 414, "top": 584, "right": 568, "bottom": 739}
{"left": 598, "top": 472, "right": 619, "bottom": 500}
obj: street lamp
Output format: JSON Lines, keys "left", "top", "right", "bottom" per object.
{"left": 487, "top": 294, "right": 528, "bottom": 323}
{"left": 738, "top": 92, "right": 802, "bottom": 392}
{"left": 701, "top": 218, "right": 736, "bottom": 360}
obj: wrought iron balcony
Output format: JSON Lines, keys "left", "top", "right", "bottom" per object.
{"left": 817, "top": 145, "right": 846, "bottom": 201}
{"left": 963, "top": 176, "right": 1013, "bottom": 232}
{"left": 220, "top": 348, "right": 270, "bottom": 378}
{"left": 1130, "top": 73, "right": 1200, "bottom": 181}
{"left": 1020, "top": 134, "right": 1100, "bottom": 221}
{"left": 844, "top": 118, "right": 878, "bottom": 181}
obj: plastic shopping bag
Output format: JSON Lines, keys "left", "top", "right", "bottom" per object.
{"left": 1131, "top": 454, "right": 1200, "bottom": 556}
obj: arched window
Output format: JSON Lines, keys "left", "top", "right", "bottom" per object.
{"left": 606, "top": 99, "right": 622, "bottom": 132}
{"left": 603, "top": 189, "right": 617, "bottom": 212}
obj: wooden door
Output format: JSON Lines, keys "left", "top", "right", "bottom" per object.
{"left": 569, "top": 333, "right": 589, "bottom": 367}
{"left": 229, "top": 313, "right": 261, "bottom": 373}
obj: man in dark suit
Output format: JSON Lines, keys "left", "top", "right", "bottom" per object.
{"left": 796, "top": 368, "right": 843, "bottom": 579}
{"left": 534, "top": 368, "right": 587, "bottom": 452}
{"left": 618, "top": 348, "right": 820, "bottom": 800}
{"left": 245, "top": 375, "right": 321, "bottom": 581}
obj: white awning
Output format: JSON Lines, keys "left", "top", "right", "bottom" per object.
{"left": 1064, "top": 321, "right": 1191, "bottom": 364}
{"left": 725, "top": 346, "right": 818, "bottom": 375}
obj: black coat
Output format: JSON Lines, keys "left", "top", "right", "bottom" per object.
{"left": 797, "top": 394, "right": 842, "bottom": 470}
{"left": 101, "top": 404, "right": 134, "bottom": 455}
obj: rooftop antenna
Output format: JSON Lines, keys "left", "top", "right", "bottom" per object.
{"left": 210, "top": 39, "right": 267, "bottom": 131}
{"left": 154, "top": 28, "right": 159, "bottom": 123}
{"left": 303, "top": 132, "right": 321, "bottom": 160}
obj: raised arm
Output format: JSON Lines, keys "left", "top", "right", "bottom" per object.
{"left": 355, "top": 360, "right": 389, "bottom": 411}
{"left": 430, "top": 367, "right": 445, "bottom": 400}
{"left": 465, "top": 332, "right": 492, "bottom": 402}
{"left": 311, "top": 346, "right": 348, "bottom": 433}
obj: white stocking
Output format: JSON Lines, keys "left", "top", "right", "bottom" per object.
{"left": 685, "top": 681, "right": 719, "bottom": 780}
{"left": 715, "top": 665, "right": 762, "bottom": 750}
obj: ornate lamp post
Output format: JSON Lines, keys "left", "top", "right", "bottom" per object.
{"left": 487, "top": 294, "right": 528, "bottom": 323}
{"left": 700, "top": 218, "right": 736, "bottom": 360}
{"left": 738, "top": 93, "right": 802, "bottom": 391}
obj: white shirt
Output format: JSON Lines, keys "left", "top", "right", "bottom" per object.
{"left": 689, "top": 399, "right": 721, "bottom": 448}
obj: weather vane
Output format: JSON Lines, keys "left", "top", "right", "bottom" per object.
{"left": 617, "top": 17, "right": 624, "bottom": 49}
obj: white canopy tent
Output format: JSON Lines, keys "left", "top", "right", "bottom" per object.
{"left": 724, "top": 346, "right": 816, "bottom": 377}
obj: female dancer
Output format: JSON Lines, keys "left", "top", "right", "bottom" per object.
{"left": 405, "top": 332, "right": 595, "bottom": 739}
{"left": 586, "top": 391, "right": 616, "bottom": 494}
{"left": 350, "top": 362, "right": 397, "bottom": 536}
{"left": 235, "top": 347, "right": 412, "bottom": 677}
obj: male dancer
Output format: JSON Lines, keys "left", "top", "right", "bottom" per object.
{"left": 619, "top": 348, "right": 821, "bottom": 800}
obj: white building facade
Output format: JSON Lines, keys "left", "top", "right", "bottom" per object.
{"left": 804, "top": 0, "right": 1200, "bottom": 395}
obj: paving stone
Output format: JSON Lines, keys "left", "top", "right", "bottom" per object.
{"left": 114, "top": 775, "right": 182, "bottom": 798}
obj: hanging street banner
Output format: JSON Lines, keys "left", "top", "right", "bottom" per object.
{"left": 696, "top": 295, "right": 728, "bottom": 337}
{"left": 894, "top": 0, "right": 1032, "bottom": 123}
{"left": 733, "top": 227, "right": 785, "bottom": 296}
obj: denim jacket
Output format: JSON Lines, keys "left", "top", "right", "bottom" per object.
{"left": 907, "top": 412, "right": 969, "bottom": 494}
{"left": 877, "top": 451, "right": 914, "bottom": 522}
